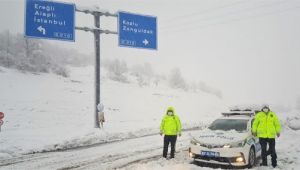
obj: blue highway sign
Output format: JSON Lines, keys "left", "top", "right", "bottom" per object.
{"left": 118, "top": 11, "right": 157, "bottom": 50}
{"left": 25, "top": 0, "right": 75, "bottom": 41}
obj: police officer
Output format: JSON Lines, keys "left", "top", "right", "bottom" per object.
{"left": 160, "top": 107, "right": 182, "bottom": 159}
{"left": 252, "top": 105, "right": 281, "bottom": 168}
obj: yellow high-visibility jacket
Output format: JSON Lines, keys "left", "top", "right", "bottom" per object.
{"left": 160, "top": 107, "right": 182, "bottom": 135}
{"left": 252, "top": 111, "right": 281, "bottom": 138}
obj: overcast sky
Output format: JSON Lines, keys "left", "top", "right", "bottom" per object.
{"left": 1, "top": 0, "right": 300, "bottom": 108}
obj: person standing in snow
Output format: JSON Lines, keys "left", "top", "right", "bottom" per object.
{"left": 97, "top": 103, "right": 105, "bottom": 129}
{"left": 160, "top": 106, "right": 182, "bottom": 159}
{"left": 252, "top": 105, "right": 281, "bottom": 168}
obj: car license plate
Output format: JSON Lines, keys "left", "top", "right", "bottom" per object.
{"left": 200, "top": 151, "right": 220, "bottom": 157}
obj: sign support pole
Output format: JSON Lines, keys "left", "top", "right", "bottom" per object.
{"left": 25, "top": 2, "right": 156, "bottom": 129}
{"left": 94, "top": 14, "right": 100, "bottom": 128}
{"left": 76, "top": 8, "right": 118, "bottom": 128}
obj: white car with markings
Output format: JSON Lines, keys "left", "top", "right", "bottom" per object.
{"left": 189, "top": 110, "right": 261, "bottom": 168}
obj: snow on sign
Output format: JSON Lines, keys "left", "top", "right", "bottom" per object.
{"left": 25, "top": 0, "right": 75, "bottom": 41}
{"left": 118, "top": 11, "right": 157, "bottom": 50}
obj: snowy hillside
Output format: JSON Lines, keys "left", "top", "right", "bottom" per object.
{"left": 1, "top": 66, "right": 300, "bottom": 170}
{"left": 0, "top": 66, "right": 225, "bottom": 158}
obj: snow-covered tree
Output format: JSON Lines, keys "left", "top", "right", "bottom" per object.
{"left": 0, "top": 31, "right": 91, "bottom": 77}
{"left": 168, "top": 68, "right": 188, "bottom": 90}
{"left": 105, "top": 59, "right": 128, "bottom": 83}
{"left": 198, "top": 81, "right": 223, "bottom": 99}
{"left": 131, "top": 63, "right": 155, "bottom": 87}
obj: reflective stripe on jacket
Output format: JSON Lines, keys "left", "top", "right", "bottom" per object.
{"left": 252, "top": 111, "right": 281, "bottom": 138}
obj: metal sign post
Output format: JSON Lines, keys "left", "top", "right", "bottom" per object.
{"left": 25, "top": 1, "right": 157, "bottom": 128}
{"left": 75, "top": 7, "right": 117, "bottom": 128}
{"left": 94, "top": 14, "right": 101, "bottom": 128}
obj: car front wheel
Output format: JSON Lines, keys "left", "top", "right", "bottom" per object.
{"left": 247, "top": 147, "right": 256, "bottom": 168}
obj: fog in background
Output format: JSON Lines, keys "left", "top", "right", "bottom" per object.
{"left": 1, "top": 0, "right": 300, "bottom": 109}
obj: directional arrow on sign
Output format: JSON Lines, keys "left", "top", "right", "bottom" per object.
{"left": 118, "top": 12, "right": 157, "bottom": 50}
{"left": 143, "top": 39, "right": 149, "bottom": 46}
{"left": 37, "top": 26, "right": 46, "bottom": 35}
{"left": 25, "top": 0, "right": 75, "bottom": 41}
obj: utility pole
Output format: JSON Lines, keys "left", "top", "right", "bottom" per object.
{"left": 76, "top": 7, "right": 118, "bottom": 128}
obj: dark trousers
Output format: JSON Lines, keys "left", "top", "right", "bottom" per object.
{"left": 163, "top": 135, "right": 177, "bottom": 158}
{"left": 259, "top": 138, "right": 277, "bottom": 167}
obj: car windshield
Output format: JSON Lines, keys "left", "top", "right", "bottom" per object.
{"left": 208, "top": 119, "right": 248, "bottom": 132}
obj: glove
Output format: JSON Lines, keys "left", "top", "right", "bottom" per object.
{"left": 277, "top": 133, "right": 280, "bottom": 137}
{"left": 252, "top": 132, "right": 257, "bottom": 137}
{"left": 178, "top": 133, "right": 182, "bottom": 137}
{"left": 160, "top": 132, "right": 163, "bottom": 136}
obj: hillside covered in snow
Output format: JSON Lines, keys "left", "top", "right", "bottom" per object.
{"left": 0, "top": 64, "right": 225, "bottom": 158}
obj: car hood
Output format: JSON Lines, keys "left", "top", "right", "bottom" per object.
{"left": 193, "top": 129, "right": 249, "bottom": 145}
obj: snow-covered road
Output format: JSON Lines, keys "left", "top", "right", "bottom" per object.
{"left": 1, "top": 127, "right": 300, "bottom": 170}
{"left": 0, "top": 131, "right": 195, "bottom": 170}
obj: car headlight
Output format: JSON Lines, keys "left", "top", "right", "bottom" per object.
{"left": 223, "top": 144, "right": 231, "bottom": 148}
{"left": 236, "top": 156, "right": 244, "bottom": 162}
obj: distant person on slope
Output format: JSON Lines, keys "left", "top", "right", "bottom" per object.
{"left": 252, "top": 105, "right": 281, "bottom": 168}
{"left": 97, "top": 103, "right": 105, "bottom": 129}
{"left": 160, "top": 106, "right": 182, "bottom": 159}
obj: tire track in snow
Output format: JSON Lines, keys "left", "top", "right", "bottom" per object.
{"left": 24, "top": 126, "right": 205, "bottom": 155}
{"left": 0, "top": 128, "right": 203, "bottom": 170}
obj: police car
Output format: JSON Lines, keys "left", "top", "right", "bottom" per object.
{"left": 189, "top": 110, "right": 261, "bottom": 168}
